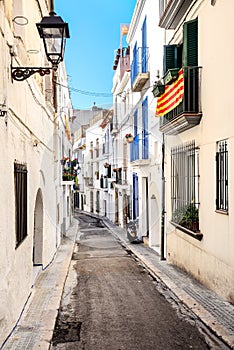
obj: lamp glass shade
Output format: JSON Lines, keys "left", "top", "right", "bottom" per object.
{"left": 36, "top": 13, "right": 70, "bottom": 67}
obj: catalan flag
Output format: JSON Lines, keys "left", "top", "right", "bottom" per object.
{"left": 121, "top": 24, "right": 129, "bottom": 36}
{"left": 156, "top": 68, "right": 184, "bottom": 117}
{"left": 64, "top": 115, "right": 71, "bottom": 141}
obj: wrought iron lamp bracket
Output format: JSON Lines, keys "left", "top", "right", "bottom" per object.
{"left": 11, "top": 66, "right": 53, "bottom": 81}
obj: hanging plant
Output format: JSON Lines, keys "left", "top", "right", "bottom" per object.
{"left": 125, "top": 133, "right": 134, "bottom": 143}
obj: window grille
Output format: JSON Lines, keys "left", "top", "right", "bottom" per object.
{"left": 14, "top": 162, "right": 28, "bottom": 247}
{"left": 171, "top": 140, "right": 199, "bottom": 232}
{"left": 216, "top": 140, "right": 228, "bottom": 212}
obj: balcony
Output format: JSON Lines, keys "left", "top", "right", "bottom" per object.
{"left": 131, "top": 47, "right": 150, "bottom": 92}
{"left": 159, "top": 66, "right": 202, "bottom": 135}
{"left": 159, "top": 0, "right": 194, "bottom": 29}
{"left": 130, "top": 135, "right": 150, "bottom": 165}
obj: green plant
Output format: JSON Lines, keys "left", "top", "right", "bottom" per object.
{"left": 172, "top": 204, "right": 199, "bottom": 232}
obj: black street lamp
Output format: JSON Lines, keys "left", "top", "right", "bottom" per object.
{"left": 11, "top": 11, "right": 70, "bottom": 81}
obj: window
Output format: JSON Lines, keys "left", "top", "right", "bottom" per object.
{"left": 163, "top": 44, "right": 182, "bottom": 74}
{"left": 90, "top": 141, "right": 93, "bottom": 159}
{"left": 171, "top": 140, "right": 199, "bottom": 232}
{"left": 163, "top": 18, "right": 198, "bottom": 74}
{"left": 142, "top": 97, "right": 149, "bottom": 159}
{"left": 216, "top": 140, "right": 228, "bottom": 212}
{"left": 96, "top": 138, "right": 99, "bottom": 158}
{"left": 130, "top": 109, "right": 139, "bottom": 162}
{"left": 131, "top": 42, "right": 138, "bottom": 84}
{"left": 142, "top": 17, "right": 147, "bottom": 73}
{"left": 14, "top": 162, "right": 28, "bottom": 247}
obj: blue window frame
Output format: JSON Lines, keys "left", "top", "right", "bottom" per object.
{"left": 142, "top": 97, "right": 149, "bottom": 159}
{"left": 130, "top": 109, "right": 139, "bottom": 161}
{"left": 133, "top": 173, "right": 139, "bottom": 220}
{"left": 142, "top": 17, "right": 147, "bottom": 73}
{"left": 131, "top": 42, "right": 138, "bottom": 85}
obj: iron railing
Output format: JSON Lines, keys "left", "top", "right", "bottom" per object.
{"left": 160, "top": 66, "right": 202, "bottom": 127}
{"left": 216, "top": 140, "right": 228, "bottom": 211}
{"left": 14, "top": 162, "right": 28, "bottom": 247}
{"left": 130, "top": 134, "right": 149, "bottom": 162}
{"left": 130, "top": 47, "right": 149, "bottom": 86}
{"left": 171, "top": 140, "right": 200, "bottom": 232}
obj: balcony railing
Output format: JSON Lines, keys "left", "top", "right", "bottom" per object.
{"left": 159, "top": 66, "right": 202, "bottom": 135}
{"left": 130, "top": 137, "right": 139, "bottom": 162}
{"left": 159, "top": 0, "right": 193, "bottom": 29}
{"left": 130, "top": 135, "right": 149, "bottom": 164}
{"left": 131, "top": 47, "right": 149, "bottom": 92}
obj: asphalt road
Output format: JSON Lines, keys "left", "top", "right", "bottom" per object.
{"left": 51, "top": 212, "right": 210, "bottom": 350}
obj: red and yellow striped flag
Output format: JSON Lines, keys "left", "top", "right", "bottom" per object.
{"left": 156, "top": 68, "right": 184, "bottom": 117}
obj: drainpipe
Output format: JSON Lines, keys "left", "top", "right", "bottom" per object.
{"left": 160, "top": 133, "right": 166, "bottom": 260}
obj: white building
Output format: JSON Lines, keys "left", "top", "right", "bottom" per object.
{"left": 158, "top": 0, "right": 234, "bottom": 302}
{"left": 0, "top": 0, "right": 72, "bottom": 345}
{"left": 72, "top": 106, "right": 109, "bottom": 212}
{"left": 123, "top": 0, "right": 164, "bottom": 249}
{"left": 55, "top": 63, "right": 74, "bottom": 238}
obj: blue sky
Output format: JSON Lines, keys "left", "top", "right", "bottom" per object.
{"left": 55, "top": 0, "right": 136, "bottom": 110}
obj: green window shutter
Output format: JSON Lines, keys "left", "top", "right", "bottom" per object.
{"left": 183, "top": 18, "right": 198, "bottom": 67}
{"left": 163, "top": 45, "right": 178, "bottom": 74}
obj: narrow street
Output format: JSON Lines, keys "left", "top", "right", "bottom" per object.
{"left": 51, "top": 212, "right": 214, "bottom": 350}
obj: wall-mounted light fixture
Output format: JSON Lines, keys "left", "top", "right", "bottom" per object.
{"left": 11, "top": 11, "right": 70, "bottom": 81}
{"left": 0, "top": 106, "right": 7, "bottom": 117}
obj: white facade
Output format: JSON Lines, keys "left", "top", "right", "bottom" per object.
{"left": 159, "top": 0, "right": 234, "bottom": 302}
{"left": 56, "top": 63, "right": 74, "bottom": 238}
{"left": 124, "top": 0, "right": 164, "bottom": 248}
{"left": 0, "top": 1, "right": 72, "bottom": 346}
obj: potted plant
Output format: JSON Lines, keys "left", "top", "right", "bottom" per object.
{"left": 152, "top": 81, "right": 165, "bottom": 98}
{"left": 172, "top": 204, "right": 199, "bottom": 232}
{"left": 60, "top": 156, "right": 69, "bottom": 165}
{"left": 125, "top": 133, "right": 134, "bottom": 143}
{"left": 163, "top": 68, "right": 179, "bottom": 85}
{"left": 71, "top": 158, "right": 78, "bottom": 167}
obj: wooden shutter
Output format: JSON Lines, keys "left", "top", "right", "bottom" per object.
{"left": 163, "top": 45, "right": 178, "bottom": 74}
{"left": 183, "top": 18, "right": 198, "bottom": 67}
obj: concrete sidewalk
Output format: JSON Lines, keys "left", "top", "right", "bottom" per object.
{"left": 1, "top": 219, "right": 78, "bottom": 350}
{"left": 103, "top": 217, "right": 234, "bottom": 350}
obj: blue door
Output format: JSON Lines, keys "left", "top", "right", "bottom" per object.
{"left": 142, "top": 97, "right": 149, "bottom": 159}
{"left": 130, "top": 109, "right": 139, "bottom": 161}
{"left": 133, "top": 173, "right": 139, "bottom": 220}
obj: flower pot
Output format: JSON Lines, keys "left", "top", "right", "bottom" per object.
{"left": 163, "top": 68, "right": 179, "bottom": 85}
{"left": 126, "top": 136, "right": 134, "bottom": 143}
{"left": 152, "top": 84, "right": 165, "bottom": 98}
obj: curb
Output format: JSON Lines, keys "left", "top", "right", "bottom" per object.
{"left": 33, "top": 219, "right": 79, "bottom": 350}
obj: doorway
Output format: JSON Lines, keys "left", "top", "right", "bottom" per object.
{"left": 33, "top": 189, "right": 43, "bottom": 281}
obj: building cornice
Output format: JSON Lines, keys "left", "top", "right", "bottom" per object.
{"left": 127, "top": 0, "right": 146, "bottom": 44}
